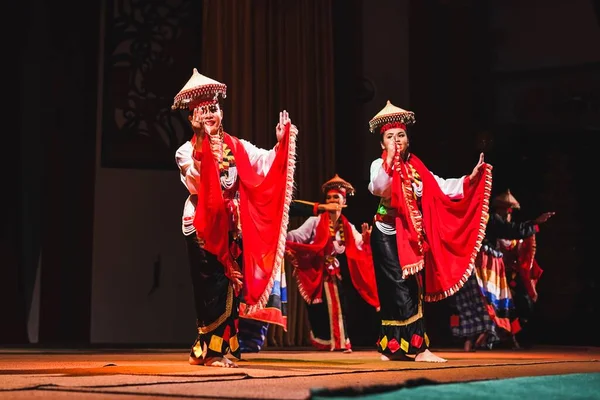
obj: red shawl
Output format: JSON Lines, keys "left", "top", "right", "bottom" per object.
{"left": 391, "top": 154, "right": 492, "bottom": 301}
{"left": 285, "top": 213, "right": 380, "bottom": 309}
{"left": 517, "top": 235, "right": 543, "bottom": 302}
{"left": 193, "top": 125, "right": 296, "bottom": 319}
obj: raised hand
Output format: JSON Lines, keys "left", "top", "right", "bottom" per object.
{"left": 469, "top": 152, "right": 485, "bottom": 181}
{"left": 226, "top": 260, "right": 244, "bottom": 296}
{"left": 276, "top": 110, "right": 291, "bottom": 142}
{"left": 191, "top": 107, "right": 205, "bottom": 151}
{"left": 533, "top": 211, "right": 555, "bottom": 225}
{"left": 190, "top": 107, "right": 205, "bottom": 134}
{"left": 361, "top": 222, "right": 372, "bottom": 243}
{"left": 230, "top": 270, "right": 243, "bottom": 296}
{"left": 385, "top": 140, "right": 397, "bottom": 168}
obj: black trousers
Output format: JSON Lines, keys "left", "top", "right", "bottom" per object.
{"left": 370, "top": 225, "right": 428, "bottom": 355}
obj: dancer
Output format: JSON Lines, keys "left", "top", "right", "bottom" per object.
{"left": 286, "top": 175, "right": 379, "bottom": 352}
{"left": 367, "top": 101, "right": 492, "bottom": 362}
{"left": 451, "top": 189, "right": 554, "bottom": 351}
{"left": 173, "top": 68, "right": 297, "bottom": 367}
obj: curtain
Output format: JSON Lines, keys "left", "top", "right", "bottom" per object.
{"left": 201, "top": 0, "right": 336, "bottom": 347}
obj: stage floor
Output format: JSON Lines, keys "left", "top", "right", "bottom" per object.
{"left": 1, "top": 346, "right": 599, "bottom": 399}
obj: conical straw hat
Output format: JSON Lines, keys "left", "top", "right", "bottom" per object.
{"left": 171, "top": 68, "right": 227, "bottom": 110}
{"left": 321, "top": 174, "right": 355, "bottom": 196}
{"left": 369, "top": 100, "right": 416, "bottom": 133}
{"left": 492, "top": 189, "right": 521, "bottom": 210}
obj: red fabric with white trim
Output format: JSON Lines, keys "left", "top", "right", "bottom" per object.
{"left": 390, "top": 154, "right": 492, "bottom": 301}
{"left": 286, "top": 213, "right": 379, "bottom": 309}
{"left": 193, "top": 125, "right": 293, "bottom": 314}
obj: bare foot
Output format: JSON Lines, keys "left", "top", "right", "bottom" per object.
{"left": 343, "top": 349, "right": 352, "bottom": 354}
{"left": 512, "top": 336, "right": 522, "bottom": 350}
{"left": 204, "top": 357, "right": 238, "bottom": 368}
{"left": 475, "top": 332, "right": 488, "bottom": 348}
{"left": 380, "top": 353, "right": 413, "bottom": 361}
{"left": 415, "top": 349, "right": 447, "bottom": 363}
{"left": 464, "top": 339, "right": 474, "bottom": 352}
{"left": 188, "top": 356, "right": 204, "bottom": 365}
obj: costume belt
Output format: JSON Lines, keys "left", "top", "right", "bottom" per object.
{"left": 374, "top": 213, "right": 396, "bottom": 225}
{"left": 325, "top": 255, "right": 341, "bottom": 279}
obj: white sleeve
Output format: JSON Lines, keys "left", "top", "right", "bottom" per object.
{"left": 432, "top": 173, "right": 465, "bottom": 200}
{"left": 287, "top": 216, "right": 320, "bottom": 243}
{"left": 240, "top": 138, "right": 277, "bottom": 177}
{"left": 175, "top": 141, "right": 201, "bottom": 195}
{"left": 349, "top": 222, "right": 364, "bottom": 250}
{"left": 368, "top": 158, "right": 392, "bottom": 198}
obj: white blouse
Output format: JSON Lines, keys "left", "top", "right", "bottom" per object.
{"left": 175, "top": 139, "right": 278, "bottom": 236}
{"left": 368, "top": 157, "right": 466, "bottom": 235}
{"left": 286, "top": 215, "right": 364, "bottom": 254}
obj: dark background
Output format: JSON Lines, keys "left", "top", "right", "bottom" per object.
{"left": 3, "top": 0, "right": 598, "bottom": 348}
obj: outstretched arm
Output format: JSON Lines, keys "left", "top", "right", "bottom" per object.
{"left": 289, "top": 200, "right": 347, "bottom": 217}
{"left": 489, "top": 211, "right": 555, "bottom": 240}
{"left": 287, "top": 217, "right": 320, "bottom": 243}
{"left": 534, "top": 211, "right": 555, "bottom": 224}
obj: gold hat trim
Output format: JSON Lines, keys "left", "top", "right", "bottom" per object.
{"left": 172, "top": 68, "right": 227, "bottom": 110}
{"left": 492, "top": 189, "right": 521, "bottom": 209}
{"left": 321, "top": 174, "right": 355, "bottom": 196}
{"left": 369, "top": 100, "right": 416, "bottom": 132}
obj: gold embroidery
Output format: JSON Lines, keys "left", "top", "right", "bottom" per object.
{"left": 381, "top": 279, "right": 424, "bottom": 326}
{"left": 229, "top": 335, "right": 239, "bottom": 352}
{"left": 381, "top": 308, "right": 422, "bottom": 326}
{"left": 198, "top": 285, "right": 233, "bottom": 334}
{"left": 208, "top": 335, "right": 224, "bottom": 352}
{"left": 329, "top": 218, "right": 345, "bottom": 244}
{"left": 192, "top": 338, "right": 202, "bottom": 358}
{"left": 220, "top": 143, "right": 234, "bottom": 170}
{"left": 380, "top": 335, "right": 388, "bottom": 350}
{"left": 400, "top": 338, "right": 409, "bottom": 352}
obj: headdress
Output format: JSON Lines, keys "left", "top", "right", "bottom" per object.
{"left": 369, "top": 100, "right": 416, "bottom": 133}
{"left": 492, "top": 189, "right": 521, "bottom": 210}
{"left": 171, "top": 68, "right": 227, "bottom": 110}
{"left": 321, "top": 174, "right": 355, "bottom": 197}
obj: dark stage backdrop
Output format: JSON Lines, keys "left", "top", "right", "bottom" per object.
{"left": 100, "top": 0, "right": 203, "bottom": 170}
{"left": 7, "top": 0, "right": 598, "bottom": 348}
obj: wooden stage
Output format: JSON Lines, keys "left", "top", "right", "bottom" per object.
{"left": 1, "top": 346, "right": 599, "bottom": 399}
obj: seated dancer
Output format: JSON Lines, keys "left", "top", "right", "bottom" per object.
{"left": 367, "top": 101, "right": 492, "bottom": 362}
{"left": 285, "top": 175, "right": 380, "bottom": 352}
{"left": 173, "top": 68, "right": 297, "bottom": 367}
